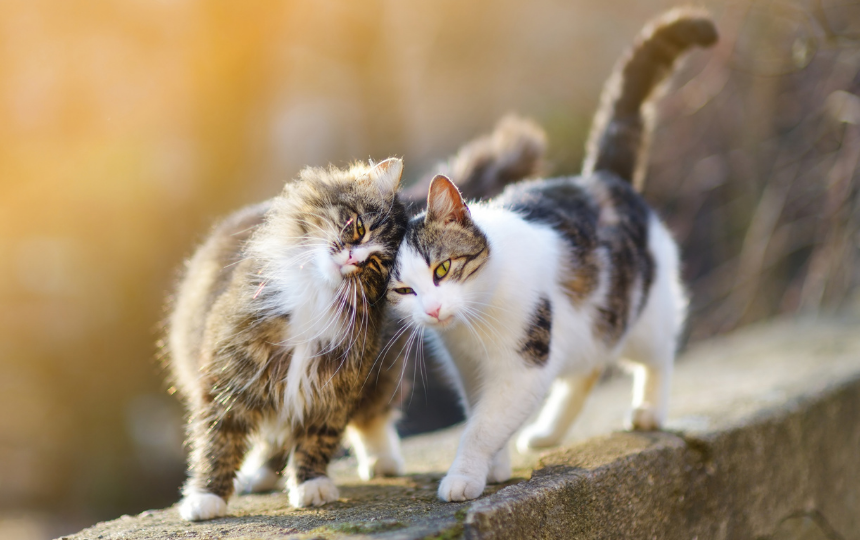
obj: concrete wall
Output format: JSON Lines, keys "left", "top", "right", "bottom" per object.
{"left": 65, "top": 317, "right": 860, "bottom": 540}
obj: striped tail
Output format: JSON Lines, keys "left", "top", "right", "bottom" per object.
{"left": 582, "top": 8, "right": 717, "bottom": 189}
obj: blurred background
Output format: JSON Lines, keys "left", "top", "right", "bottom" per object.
{"left": 1, "top": 0, "right": 859, "bottom": 538}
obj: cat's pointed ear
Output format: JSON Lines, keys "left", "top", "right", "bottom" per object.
{"left": 427, "top": 175, "right": 470, "bottom": 225}
{"left": 369, "top": 158, "right": 403, "bottom": 194}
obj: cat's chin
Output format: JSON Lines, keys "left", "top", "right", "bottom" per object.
{"left": 339, "top": 264, "right": 359, "bottom": 276}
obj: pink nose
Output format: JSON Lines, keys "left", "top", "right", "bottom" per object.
{"left": 345, "top": 251, "right": 358, "bottom": 266}
{"left": 427, "top": 306, "right": 441, "bottom": 319}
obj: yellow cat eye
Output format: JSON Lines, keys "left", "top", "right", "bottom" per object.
{"left": 434, "top": 259, "right": 451, "bottom": 280}
{"left": 355, "top": 216, "right": 365, "bottom": 239}
{"left": 393, "top": 287, "right": 415, "bottom": 295}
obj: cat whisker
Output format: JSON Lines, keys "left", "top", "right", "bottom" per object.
{"left": 456, "top": 309, "right": 493, "bottom": 364}
{"left": 388, "top": 323, "right": 421, "bottom": 406}
{"left": 359, "top": 318, "right": 413, "bottom": 396}
{"left": 460, "top": 305, "right": 512, "bottom": 345}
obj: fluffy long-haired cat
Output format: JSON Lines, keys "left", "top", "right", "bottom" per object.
{"left": 168, "top": 159, "right": 409, "bottom": 520}
{"left": 386, "top": 9, "right": 717, "bottom": 502}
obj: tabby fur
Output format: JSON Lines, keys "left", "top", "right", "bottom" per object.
{"left": 168, "top": 159, "right": 408, "bottom": 520}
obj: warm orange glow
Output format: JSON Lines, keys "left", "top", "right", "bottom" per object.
{"left": 2, "top": 0, "right": 859, "bottom": 537}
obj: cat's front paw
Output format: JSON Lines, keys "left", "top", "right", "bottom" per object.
{"left": 235, "top": 465, "right": 283, "bottom": 494}
{"left": 358, "top": 454, "right": 405, "bottom": 481}
{"left": 178, "top": 491, "right": 227, "bottom": 521}
{"left": 627, "top": 406, "right": 662, "bottom": 431}
{"left": 438, "top": 473, "right": 486, "bottom": 502}
{"left": 288, "top": 476, "right": 339, "bottom": 508}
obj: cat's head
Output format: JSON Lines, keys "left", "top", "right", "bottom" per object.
{"left": 387, "top": 175, "right": 490, "bottom": 328}
{"left": 254, "top": 158, "right": 408, "bottom": 305}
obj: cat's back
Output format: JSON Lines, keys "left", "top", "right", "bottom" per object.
{"left": 491, "top": 173, "right": 657, "bottom": 344}
{"left": 493, "top": 172, "right": 652, "bottom": 249}
{"left": 492, "top": 175, "right": 601, "bottom": 254}
{"left": 168, "top": 200, "right": 272, "bottom": 393}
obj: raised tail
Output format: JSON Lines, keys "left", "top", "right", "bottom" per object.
{"left": 582, "top": 8, "right": 717, "bottom": 189}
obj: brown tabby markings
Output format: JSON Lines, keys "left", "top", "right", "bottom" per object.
{"left": 561, "top": 255, "right": 600, "bottom": 304}
{"left": 520, "top": 297, "right": 552, "bottom": 367}
{"left": 397, "top": 213, "right": 490, "bottom": 286}
{"left": 169, "top": 162, "right": 407, "bottom": 503}
{"left": 591, "top": 174, "right": 655, "bottom": 345}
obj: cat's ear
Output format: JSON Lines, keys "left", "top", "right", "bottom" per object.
{"left": 427, "top": 175, "right": 470, "bottom": 225}
{"left": 368, "top": 158, "right": 403, "bottom": 194}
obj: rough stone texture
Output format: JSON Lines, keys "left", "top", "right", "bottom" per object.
{"left": 65, "top": 316, "right": 860, "bottom": 540}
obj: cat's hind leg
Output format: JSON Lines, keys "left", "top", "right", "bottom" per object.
{"left": 627, "top": 360, "right": 672, "bottom": 431}
{"left": 346, "top": 409, "right": 405, "bottom": 481}
{"left": 234, "top": 420, "right": 290, "bottom": 494}
{"left": 622, "top": 217, "right": 685, "bottom": 431}
{"left": 516, "top": 369, "right": 602, "bottom": 452}
{"left": 622, "top": 304, "right": 677, "bottom": 431}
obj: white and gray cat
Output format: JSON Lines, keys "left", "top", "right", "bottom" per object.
{"left": 386, "top": 9, "right": 717, "bottom": 502}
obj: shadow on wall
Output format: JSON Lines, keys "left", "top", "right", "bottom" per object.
{"left": 1, "top": 0, "right": 858, "bottom": 538}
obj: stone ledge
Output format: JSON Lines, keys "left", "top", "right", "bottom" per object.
{"left": 66, "top": 317, "right": 860, "bottom": 539}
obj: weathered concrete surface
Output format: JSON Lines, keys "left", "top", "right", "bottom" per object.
{"left": 65, "top": 316, "right": 860, "bottom": 539}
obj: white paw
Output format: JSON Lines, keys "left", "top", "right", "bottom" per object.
{"left": 288, "top": 476, "right": 339, "bottom": 508}
{"left": 178, "top": 491, "right": 227, "bottom": 521}
{"left": 358, "top": 454, "right": 405, "bottom": 481}
{"left": 487, "top": 453, "right": 511, "bottom": 484}
{"left": 438, "top": 473, "right": 486, "bottom": 502}
{"left": 516, "top": 426, "right": 561, "bottom": 453}
{"left": 628, "top": 406, "right": 662, "bottom": 431}
{"left": 235, "top": 465, "right": 283, "bottom": 494}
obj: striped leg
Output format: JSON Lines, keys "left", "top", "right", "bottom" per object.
{"left": 179, "top": 407, "right": 251, "bottom": 521}
{"left": 286, "top": 425, "right": 343, "bottom": 508}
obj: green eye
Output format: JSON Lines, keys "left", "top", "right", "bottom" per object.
{"left": 393, "top": 287, "right": 415, "bottom": 295}
{"left": 434, "top": 259, "right": 451, "bottom": 280}
{"left": 355, "top": 216, "right": 365, "bottom": 239}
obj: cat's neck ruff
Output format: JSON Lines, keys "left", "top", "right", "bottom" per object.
{"left": 256, "top": 245, "right": 352, "bottom": 346}
{"left": 262, "top": 247, "right": 361, "bottom": 425}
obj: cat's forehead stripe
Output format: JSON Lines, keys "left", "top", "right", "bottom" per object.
{"left": 403, "top": 214, "right": 488, "bottom": 266}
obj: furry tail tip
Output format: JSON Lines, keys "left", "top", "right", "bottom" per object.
{"left": 404, "top": 114, "right": 547, "bottom": 203}
{"left": 450, "top": 114, "right": 547, "bottom": 200}
{"left": 582, "top": 8, "right": 718, "bottom": 188}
